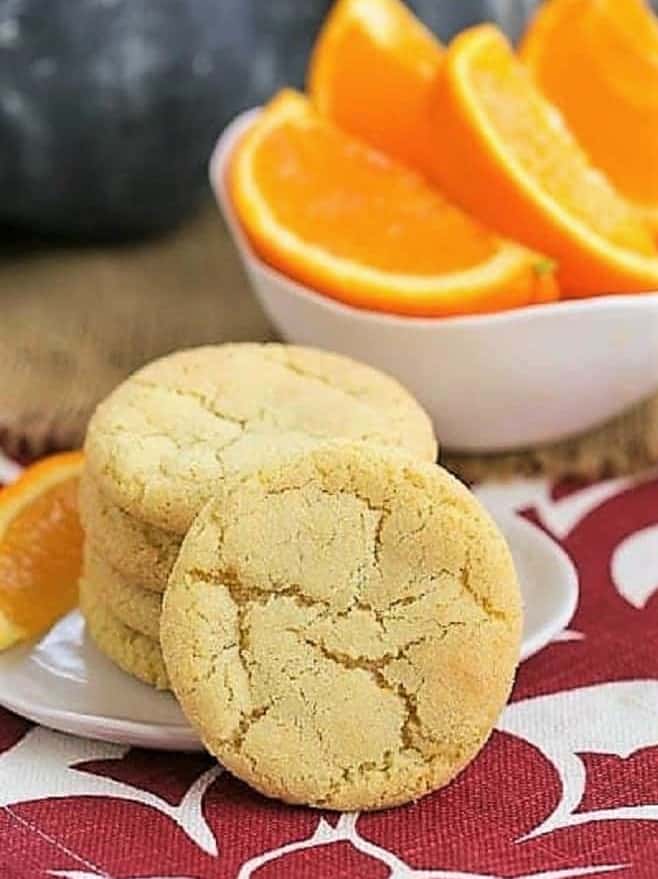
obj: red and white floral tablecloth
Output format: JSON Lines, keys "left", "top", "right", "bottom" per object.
{"left": 0, "top": 448, "right": 657, "bottom": 879}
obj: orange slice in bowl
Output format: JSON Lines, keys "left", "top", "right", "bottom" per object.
{"left": 308, "top": 0, "right": 443, "bottom": 175}
{"left": 228, "top": 89, "right": 558, "bottom": 317}
{"left": 430, "top": 24, "right": 658, "bottom": 296}
{"left": 521, "top": 0, "right": 658, "bottom": 233}
{"left": 0, "top": 451, "right": 84, "bottom": 650}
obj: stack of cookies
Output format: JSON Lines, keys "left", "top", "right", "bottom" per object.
{"left": 79, "top": 342, "right": 522, "bottom": 810}
{"left": 78, "top": 343, "right": 438, "bottom": 690}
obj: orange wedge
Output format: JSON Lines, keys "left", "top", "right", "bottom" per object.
{"left": 429, "top": 24, "right": 658, "bottom": 296}
{"left": 308, "top": 0, "right": 443, "bottom": 176}
{"left": 521, "top": 0, "right": 658, "bottom": 233}
{"left": 0, "top": 451, "right": 84, "bottom": 650}
{"left": 228, "top": 89, "right": 558, "bottom": 317}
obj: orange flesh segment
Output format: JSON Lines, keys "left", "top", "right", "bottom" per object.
{"left": 600, "top": 0, "right": 658, "bottom": 56}
{"left": 0, "top": 461, "right": 83, "bottom": 643}
{"left": 522, "top": 0, "right": 658, "bottom": 220}
{"left": 252, "top": 109, "right": 497, "bottom": 274}
{"left": 469, "top": 30, "right": 656, "bottom": 256}
{"left": 229, "top": 90, "right": 557, "bottom": 316}
{"left": 424, "top": 24, "right": 658, "bottom": 294}
{"left": 309, "top": 0, "right": 443, "bottom": 175}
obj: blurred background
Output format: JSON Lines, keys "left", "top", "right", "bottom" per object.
{"left": 0, "top": 0, "right": 541, "bottom": 241}
{"left": 0, "top": 0, "right": 656, "bottom": 460}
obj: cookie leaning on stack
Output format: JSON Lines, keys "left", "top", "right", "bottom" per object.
{"left": 79, "top": 343, "right": 438, "bottom": 687}
{"left": 161, "top": 441, "right": 522, "bottom": 810}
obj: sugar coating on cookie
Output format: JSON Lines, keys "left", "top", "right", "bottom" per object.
{"left": 84, "top": 344, "right": 438, "bottom": 533}
{"left": 82, "top": 547, "right": 162, "bottom": 641}
{"left": 80, "top": 577, "right": 169, "bottom": 690}
{"left": 161, "top": 443, "right": 521, "bottom": 810}
{"left": 79, "top": 473, "right": 180, "bottom": 591}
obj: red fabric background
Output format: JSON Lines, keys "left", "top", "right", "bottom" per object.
{"left": 0, "top": 462, "right": 656, "bottom": 878}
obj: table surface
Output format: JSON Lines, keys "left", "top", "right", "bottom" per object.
{"left": 0, "top": 449, "right": 657, "bottom": 879}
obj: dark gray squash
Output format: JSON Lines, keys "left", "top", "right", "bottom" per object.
{"left": 0, "top": 0, "right": 329, "bottom": 240}
{"left": 408, "top": 0, "right": 540, "bottom": 42}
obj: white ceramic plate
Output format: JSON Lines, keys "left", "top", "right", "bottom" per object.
{"left": 503, "top": 513, "right": 578, "bottom": 662}
{"left": 0, "top": 613, "right": 200, "bottom": 751}
{"left": 211, "top": 109, "right": 658, "bottom": 452}
{"left": 0, "top": 516, "right": 576, "bottom": 750}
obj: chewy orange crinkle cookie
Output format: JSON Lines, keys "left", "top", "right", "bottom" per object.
{"left": 79, "top": 575, "right": 169, "bottom": 690}
{"left": 161, "top": 442, "right": 522, "bottom": 811}
{"left": 83, "top": 343, "right": 438, "bottom": 536}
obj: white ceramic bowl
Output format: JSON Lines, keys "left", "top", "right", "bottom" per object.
{"left": 210, "top": 109, "right": 658, "bottom": 453}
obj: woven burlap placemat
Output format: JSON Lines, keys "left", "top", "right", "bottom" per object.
{"left": 1, "top": 205, "right": 656, "bottom": 479}
{"left": 0, "top": 205, "right": 272, "bottom": 457}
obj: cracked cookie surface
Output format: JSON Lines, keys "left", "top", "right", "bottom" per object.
{"left": 80, "top": 577, "right": 169, "bottom": 690}
{"left": 161, "top": 442, "right": 521, "bottom": 810}
{"left": 84, "top": 344, "right": 438, "bottom": 534}
{"left": 82, "top": 547, "right": 162, "bottom": 641}
{"left": 79, "top": 473, "right": 180, "bottom": 591}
